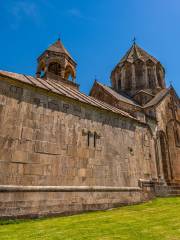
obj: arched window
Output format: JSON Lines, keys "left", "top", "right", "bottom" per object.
{"left": 124, "top": 63, "right": 132, "bottom": 90}
{"left": 147, "top": 60, "right": 155, "bottom": 88}
{"left": 48, "top": 62, "right": 61, "bottom": 76}
{"left": 147, "top": 67, "right": 154, "bottom": 88}
{"left": 135, "top": 60, "right": 144, "bottom": 89}
{"left": 118, "top": 77, "right": 121, "bottom": 91}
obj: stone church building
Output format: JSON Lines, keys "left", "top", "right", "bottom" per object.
{"left": 0, "top": 39, "right": 179, "bottom": 218}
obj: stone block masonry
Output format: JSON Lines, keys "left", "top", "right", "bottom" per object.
{"left": 0, "top": 77, "right": 157, "bottom": 218}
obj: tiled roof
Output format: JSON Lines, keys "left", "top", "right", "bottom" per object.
{"left": 93, "top": 81, "right": 141, "bottom": 107}
{"left": 143, "top": 88, "right": 170, "bottom": 108}
{"left": 47, "top": 39, "right": 74, "bottom": 61}
{"left": 91, "top": 81, "right": 172, "bottom": 110}
{"left": 0, "top": 70, "right": 136, "bottom": 120}
{"left": 119, "top": 43, "right": 159, "bottom": 66}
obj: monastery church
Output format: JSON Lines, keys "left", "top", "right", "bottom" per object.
{"left": 0, "top": 39, "right": 179, "bottom": 218}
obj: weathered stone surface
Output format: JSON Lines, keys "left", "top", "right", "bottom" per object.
{"left": 0, "top": 78, "right": 157, "bottom": 217}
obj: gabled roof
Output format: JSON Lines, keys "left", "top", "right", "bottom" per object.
{"left": 143, "top": 88, "right": 170, "bottom": 108}
{"left": 0, "top": 70, "right": 137, "bottom": 121}
{"left": 90, "top": 81, "right": 141, "bottom": 108}
{"left": 91, "top": 81, "right": 178, "bottom": 110}
{"left": 143, "top": 86, "right": 180, "bottom": 109}
{"left": 118, "top": 43, "right": 160, "bottom": 66}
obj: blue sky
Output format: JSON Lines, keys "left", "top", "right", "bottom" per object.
{"left": 0, "top": 0, "right": 180, "bottom": 95}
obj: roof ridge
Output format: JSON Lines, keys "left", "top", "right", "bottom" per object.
{"left": 143, "top": 88, "right": 170, "bottom": 108}
{"left": 135, "top": 44, "right": 159, "bottom": 63}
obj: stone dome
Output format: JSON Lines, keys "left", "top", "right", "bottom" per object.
{"left": 111, "top": 43, "right": 166, "bottom": 96}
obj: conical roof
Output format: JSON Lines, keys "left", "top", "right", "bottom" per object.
{"left": 119, "top": 43, "right": 159, "bottom": 65}
{"left": 47, "top": 39, "right": 74, "bottom": 61}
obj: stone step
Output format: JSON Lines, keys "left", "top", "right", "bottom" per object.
{"left": 168, "top": 190, "right": 180, "bottom": 194}
{"left": 168, "top": 184, "right": 180, "bottom": 191}
{"left": 167, "top": 185, "right": 180, "bottom": 196}
{"left": 168, "top": 187, "right": 180, "bottom": 191}
{"left": 167, "top": 194, "right": 180, "bottom": 197}
{"left": 168, "top": 183, "right": 180, "bottom": 187}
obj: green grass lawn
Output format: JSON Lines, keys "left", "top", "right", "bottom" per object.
{"left": 0, "top": 197, "right": 180, "bottom": 240}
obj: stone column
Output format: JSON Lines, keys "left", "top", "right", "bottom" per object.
{"left": 157, "top": 139, "right": 164, "bottom": 180}
{"left": 159, "top": 69, "right": 165, "bottom": 88}
{"left": 43, "top": 65, "right": 48, "bottom": 79}
{"left": 61, "top": 67, "right": 66, "bottom": 79}
{"left": 36, "top": 65, "right": 41, "bottom": 78}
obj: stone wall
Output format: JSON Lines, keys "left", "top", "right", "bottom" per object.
{"left": 155, "top": 92, "right": 180, "bottom": 182}
{"left": 1, "top": 190, "right": 154, "bottom": 219}
{"left": 0, "top": 77, "right": 157, "bottom": 218}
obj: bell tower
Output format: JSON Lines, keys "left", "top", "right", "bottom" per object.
{"left": 36, "top": 39, "right": 77, "bottom": 86}
{"left": 111, "top": 43, "right": 166, "bottom": 96}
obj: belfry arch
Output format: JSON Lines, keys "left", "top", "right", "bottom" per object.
{"left": 48, "top": 62, "right": 61, "bottom": 76}
{"left": 36, "top": 61, "right": 46, "bottom": 78}
{"left": 36, "top": 39, "right": 77, "bottom": 84}
{"left": 64, "top": 65, "right": 76, "bottom": 81}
